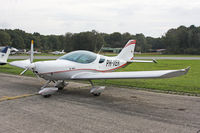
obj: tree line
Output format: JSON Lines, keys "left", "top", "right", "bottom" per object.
{"left": 0, "top": 25, "right": 200, "bottom": 54}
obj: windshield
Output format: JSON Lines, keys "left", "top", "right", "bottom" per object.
{"left": 58, "top": 50, "right": 97, "bottom": 64}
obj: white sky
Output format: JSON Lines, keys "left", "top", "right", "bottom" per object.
{"left": 0, "top": 0, "right": 200, "bottom": 37}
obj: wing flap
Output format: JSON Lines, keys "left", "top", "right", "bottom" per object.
{"left": 71, "top": 67, "right": 190, "bottom": 80}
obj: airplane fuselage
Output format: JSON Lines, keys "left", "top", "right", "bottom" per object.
{"left": 33, "top": 53, "right": 127, "bottom": 80}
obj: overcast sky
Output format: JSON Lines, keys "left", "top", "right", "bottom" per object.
{"left": 0, "top": 0, "right": 200, "bottom": 37}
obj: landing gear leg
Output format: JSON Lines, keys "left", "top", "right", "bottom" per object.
{"left": 55, "top": 80, "right": 68, "bottom": 90}
{"left": 41, "top": 80, "right": 51, "bottom": 89}
{"left": 89, "top": 80, "right": 94, "bottom": 87}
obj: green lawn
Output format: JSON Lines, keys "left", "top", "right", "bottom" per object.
{"left": 97, "top": 53, "right": 200, "bottom": 57}
{"left": 134, "top": 54, "right": 200, "bottom": 57}
{"left": 10, "top": 53, "right": 62, "bottom": 56}
{"left": 0, "top": 59, "right": 200, "bottom": 94}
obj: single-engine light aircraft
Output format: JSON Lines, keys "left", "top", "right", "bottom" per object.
{"left": 0, "top": 46, "right": 11, "bottom": 65}
{"left": 10, "top": 40, "right": 190, "bottom": 97}
{"left": 50, "top": 49, "right": 65, "bottom": 55}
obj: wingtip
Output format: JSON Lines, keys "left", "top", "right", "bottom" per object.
{"left": 153, "top": 59, "right": 157, "bottom": 63}
{"left": 185, "top": 66, "right": 190, "bottom": 73}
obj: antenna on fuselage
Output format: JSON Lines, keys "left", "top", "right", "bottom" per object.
{"left": 97, "top": 44, "right": 104, "bottom": 55}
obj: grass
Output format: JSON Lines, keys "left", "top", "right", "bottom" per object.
{"left": 10, "top": 53, "right": 62, "bottom": 56}
{"left": 134, "top": 53, "right": 200, "bottom": 57}
{"left": 104, "top": 53, "right": 200, "bottom": 57}
{"left": 0, "top": 59, "right": 200, "bottom": 94}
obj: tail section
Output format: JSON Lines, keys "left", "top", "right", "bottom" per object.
{"left": 116, "top": 40, "right": 136, "bottom": 61}
{"left": 0, "top": 46, "right": 11, "bottom": 65}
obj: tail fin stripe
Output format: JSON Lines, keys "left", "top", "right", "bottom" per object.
{"left": 125, "top": 40, "right": 136, "bottom": 48}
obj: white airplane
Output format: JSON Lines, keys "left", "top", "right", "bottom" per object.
{"left": 50, "top": 50, "right": 65, "bottom": 55}
{"left": 10, "top": 47, "right": 19, "bottom": 55}
{"left": 10, "top": 40, "right": 190, "bottom": 97}
{"left": 27, "top": 50, "right": 41, "bottom": 54}
{"left": 0, "top": 46, "right": 11, "bottom": 65}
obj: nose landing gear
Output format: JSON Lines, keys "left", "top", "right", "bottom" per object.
{"left": 55, "top": 80, "right": 69, "bottom": 90}
{"left": 39, "top": 80, "right": 68, "bottom": 98}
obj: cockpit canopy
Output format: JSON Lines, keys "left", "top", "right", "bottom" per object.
{"left": 58, "top": 50, "right": 97, "bottom": 64}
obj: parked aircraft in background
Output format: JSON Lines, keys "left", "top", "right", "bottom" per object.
{"left": 0, "top": 46, "right": 11, "bottom": 65}
{"left": 50, "top": 50, "right": 65, "bottom": 55}
{"left": 10, "top": 40, "right": 190, "bottom": 97}
{"left": 27, "top": 50, "right": 41, "bottom": 54}
{"left": 10, "top": 47, "right": 19, "bottom": 55}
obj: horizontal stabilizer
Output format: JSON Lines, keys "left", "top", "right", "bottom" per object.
{"left": 71, "top": 67, "right": 190, "bottom": 80}
{"left": 128, "top": 59, "right": 157, "bottom": 63}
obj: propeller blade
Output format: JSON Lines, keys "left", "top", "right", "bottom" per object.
{"left": 30, "top": 40, "right": 34, "bottom": 63}
{"left": 20, "top": 68, "right": 28, "bottom": 75}
{"left": 18, "top": 40, "right": 35, "bottom": 76}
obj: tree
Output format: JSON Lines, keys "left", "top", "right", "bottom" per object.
{"left": 0, "top": 30, "right": 11, "bottom": 45}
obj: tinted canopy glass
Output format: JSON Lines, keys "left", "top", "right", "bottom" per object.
{"left": 58, "top": 50, "right": 97, "bottom": 64}
{"left": 99, "top": 56, "right": 105, "bottom": 63}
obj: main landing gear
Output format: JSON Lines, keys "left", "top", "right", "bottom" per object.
{"left": 89, "top": 80, "right": 105, "bottom": 96}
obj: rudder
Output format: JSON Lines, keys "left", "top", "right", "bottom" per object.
{"left": 0, "top": 46, "right": 11, "bottom": 64}
{"left": 116, "top": 40, "right": 136, "bottom": 61}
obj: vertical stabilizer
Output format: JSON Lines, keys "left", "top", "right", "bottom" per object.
{"left": 116, "top": 40, "right": 136, "bottom": 61}
{"left": 0, "top": 46, "right": 11, "bottom": 65}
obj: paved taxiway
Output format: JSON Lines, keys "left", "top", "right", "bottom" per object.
{"left": 0, "top": 73, "right": 200, "bottom": 133}
{"left": 9, "top": 55, "right": 200, "bottom": 60}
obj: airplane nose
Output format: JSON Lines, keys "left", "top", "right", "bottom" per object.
{"left": 27, "top": 63, "right": 37, "bottom": 73}
{"left": 29, "top": 63, "right": 35, "bottom": 70}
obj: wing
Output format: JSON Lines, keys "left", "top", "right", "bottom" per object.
{"left": 71, "top": 67, "right": 190, "bottom": 80}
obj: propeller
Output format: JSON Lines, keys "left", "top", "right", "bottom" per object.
{"left": 20, "top": 68, "right": 28, "bottom": 75}
{"left": 20, "top": 40, "right": 35, "bottom": 76}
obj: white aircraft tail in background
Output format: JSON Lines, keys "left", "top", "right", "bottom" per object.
{"left": 0, "top": 46, "right": 11, "bottom": 65}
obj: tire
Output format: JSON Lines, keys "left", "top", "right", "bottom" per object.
{"left": 43, "top": 94, "right": 51, "bottom": 98}
{"left": 93, "top": 93, "right": 101, "bottom": 96}
{"left": 58, "top": 87, "right": 64, "bottom": 90}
